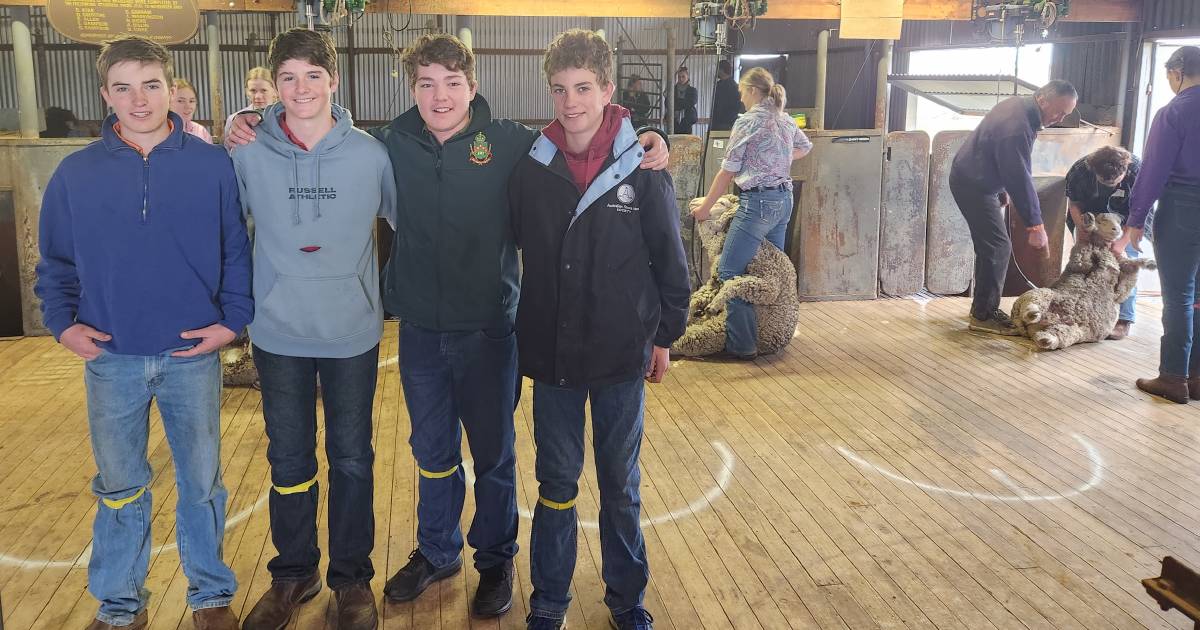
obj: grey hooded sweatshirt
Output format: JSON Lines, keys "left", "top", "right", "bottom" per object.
{"left": 232, "top": 102, "right": 396, "bottom": 358}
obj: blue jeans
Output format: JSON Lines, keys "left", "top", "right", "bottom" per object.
{"left": 528, "top": 377, "right": 648, "bottom": 621}
{"left": 1118, "top": 241, "right": 1139, "bottom": 323}
{"left": 84, "top": 349, "right": 235, "bottom": 626}
{"left": 1151, "top": 184, "right": 1200, "bottom": 377}
{"left": 399, "top": 322, "right": 519, "bottom": 571}
{"left": 252, "top": 344, "right": 378, "bottom": 590}
{"left": 717, "top": 188, "right": 794, "bottom": 356}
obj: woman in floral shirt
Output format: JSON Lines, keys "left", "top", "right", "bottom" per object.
{"left": 691, "top": 67, "right": 812, "bottom": 358}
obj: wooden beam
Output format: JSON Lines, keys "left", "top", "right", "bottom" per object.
{"left": 0, "top": 0, "right": 1139, "bottom": 20}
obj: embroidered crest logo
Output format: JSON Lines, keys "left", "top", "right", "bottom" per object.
{"left": 468, "top": 132, "right": 493, "bottom": 165}
{"left": 616, "top": 184, "right": 635, "bottom": 204}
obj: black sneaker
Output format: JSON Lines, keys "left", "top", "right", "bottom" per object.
{"left": 967, "top": 309, "right": 1020, "bottom": 336}
{"left": 611, "top": 607, "right": 654, "bottom": 630}
{"left": 472, "top": 560, "right": 513, "bottom": 617}
{"left": 526, "top": 613, "right": 566, "bottom": 629}
{"left": 383, "top": 549, "right": 462, "bottom": 603}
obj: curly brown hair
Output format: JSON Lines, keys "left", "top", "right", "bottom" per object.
{"left": 96, "top": 36, "right": 173, "bottom": 87}
{"left": 401, "top": 34, "right": 476, "bottom": 89}
{"left": 543, "top": 29, "right": 613, "bottom": 87}
{"left": 1085, "top": 145, "right": 1133, "bottom": 183}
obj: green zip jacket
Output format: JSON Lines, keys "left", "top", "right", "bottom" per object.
{"left": 369, "top": 94, "right": 531, "bottom": 331}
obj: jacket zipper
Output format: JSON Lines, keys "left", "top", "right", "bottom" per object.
{"left": 141, "top": 154, "right": 149, "bottom": 223}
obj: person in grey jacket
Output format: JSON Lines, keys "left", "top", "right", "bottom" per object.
{"left": 229, "top": 28, "right": 396, "bottom": 630}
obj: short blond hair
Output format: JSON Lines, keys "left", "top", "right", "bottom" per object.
{"left": 401, "top": 34, "right": 477, "bottom": 89}
{"left": 245, "top": 66, "right": 273, "bottom": 87}
{"left": 172, "top": 78, "right": 195, "bottom": 93}
{"left": 543, "top": 29, "right": 612, "bottom": 87}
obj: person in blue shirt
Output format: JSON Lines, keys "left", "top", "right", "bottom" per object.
{"left": 35, "top": 36, "right": 251, "bottom": 630}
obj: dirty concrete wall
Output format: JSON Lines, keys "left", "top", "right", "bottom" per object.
{"left": 0, "top": 139, "right": 91, "bottom": 336}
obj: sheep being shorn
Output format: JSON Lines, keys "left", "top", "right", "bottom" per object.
{"left": 672, "top": 195, "right": 800, "bottom": 357}
{"left": 1011, "top": 212, "right": 1156, "bottom": 351}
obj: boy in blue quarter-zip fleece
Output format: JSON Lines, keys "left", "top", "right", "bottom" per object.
{"left": 229, "top": 28, "right": 396, "bottom": 630}
{"left": 34, "top": 36, "right": 251, "bottom": 630}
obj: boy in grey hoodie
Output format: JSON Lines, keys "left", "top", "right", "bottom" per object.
{"left": 229, "top": 28, "right": 395, "bottom": 630}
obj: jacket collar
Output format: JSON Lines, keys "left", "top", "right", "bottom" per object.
{"left": 391, "top": 93, "right": 495, "bottom": 144}
{"left": 529, "top": 116, "right": 638, "bottom": 167}
{"left": 101, "top": 111, "right": 186, "bottom": 154}
{"left": 1022, "top": 96, "right": 1044, "bottom": 131}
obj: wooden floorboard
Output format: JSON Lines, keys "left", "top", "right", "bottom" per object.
{"left": 2, "top": 296, "right": 1199, "bottom": 629}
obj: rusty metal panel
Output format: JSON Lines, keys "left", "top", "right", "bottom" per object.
{"left": 879, "top": 130, "right": 929, "bottom": 296}
{"left": 925, "top": 129, "right": 972, "bottom": 295}
{"left": 790, "top": 130, "right": 883, "bottom": 300}
{"left": 1004, "top": 175, "right": 1068, "bottom": 295}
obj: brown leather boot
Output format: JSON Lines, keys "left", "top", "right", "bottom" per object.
{"left": 193, "top": 606, "right": 241, "bottom": 630}
{"left": 243, "top": 573, "right": 322, "bottom": 630}
{"left": 334, "top": 582, "right": 378, "bottom": 630}
{"left": 85, "top": 611, "right": 147, "bottom": 630}
{"left": 1107, "top": 320, "right": 1132, "bottom": 340}
{"left": 1136, "top": 374, "right": 1189, "bottom": 404}
{"left": 1188, "top": 376, "right": 1200, "bottom": 401}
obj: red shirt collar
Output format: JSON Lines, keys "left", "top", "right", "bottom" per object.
{"left": 278, "top": 112, "right": 309, "bottom": 151}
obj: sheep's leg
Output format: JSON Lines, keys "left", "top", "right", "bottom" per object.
{"left": 671, "top": 315, "right": 728, "bottom": 357}
{"left": 1033, "top": 323, "right": 1089, "bottom": 350}
{"left": 708, "top": 275, "right": 776, "bottom": 313}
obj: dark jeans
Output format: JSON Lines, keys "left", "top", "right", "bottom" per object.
{"left": 399, "top": 322, "right": 519, "bottom": 571}
{"left": 528, "top": 377, "right": 648, "bottom": 621}
{"left": 950, "top": 174, "right": 1010, "bottom": 320}
{"left": 252, "top": 344, "right": 378, "bottom": 589}
{"left": 1151, "top": 183, "right": 1200, "bottom": 377}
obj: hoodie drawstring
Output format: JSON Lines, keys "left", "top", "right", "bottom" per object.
{"left": 315, "top": 154, "right": 323, "bottom": 220}
{"left": 291, "top": 153, "right": 302, "bottom": 225}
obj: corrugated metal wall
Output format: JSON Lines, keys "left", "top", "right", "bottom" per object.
{"left": 891, "top": 19, "right": 1140, "bottom": 129}
{"left": 1050, "top": 22, "right": 1127, "bottom": 122}
{"left": 7, "top": 6, "right": 1191, "bottom": 133}
{"left": 0, "top": 9, "right": 719, "bottom": 132}
{"left": 1144, "top": 0, "right": 1200, "bottom": 34}
{"left": 740, "top": 19, "right": 880, "bottom": 129}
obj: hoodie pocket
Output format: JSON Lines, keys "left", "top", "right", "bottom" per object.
{"left": 259, "top": 273, "right": 375, "bottom": 341}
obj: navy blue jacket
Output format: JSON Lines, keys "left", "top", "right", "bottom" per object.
{"left": 509, "top": 120, "right": 690, "bottom": 388}
{"left": 950, "top": 96, "right": 1044, "bottom": 226}
{"left": 35, "top": 112, "right": 253, "bottom": 355}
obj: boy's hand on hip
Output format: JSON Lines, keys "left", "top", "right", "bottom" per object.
{"left": 645, "top": 346, "right": 671, "bottom": 383}
{"left": 637, "top": 132, "right": 670, "bottom": 171}
{"left": 61, "top": 323, "right": 111, "bottom": 361}
{"left": 173, "top": 324, "right": 236, "bottom": 357}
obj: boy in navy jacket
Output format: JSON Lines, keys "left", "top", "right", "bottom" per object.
{"left": 508, "top": 29, "right": 690, "bottom": 630}
{"left": 35, "top": 36, "right": 250, "bottom": 630}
